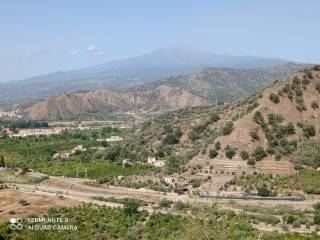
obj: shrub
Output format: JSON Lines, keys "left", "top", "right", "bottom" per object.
{"left": 258, "top": 187, "right": 271, "bottom": 197}
{"left": 293, "top": 76, "right": 301, "bottom": 85}
{"left": 214, "top": 141, "right": 221, "bottom": 150}
{"left": 174, "top": 201, "right": 188, "bottom": 210}
{"left": 282, "top": 84, "right": 291, "bottom": 94}
{"left": 268, "top": 114, "right": 284, "bottom": 125}
{"left": 222, "top": 122, "right": 234, "bottom": 135}
{"left": 275, "top": 152, "right": 282, "bottom": 161}
{"left": 19, "top": 199, "right": 29, "bottom": 206}
{"left": 285, "top": 215, "right": 297, "bottom": 224}
{"left": 209, "top": 111, "right": 220, "bottom": 122}
{"left": 302, "top": 78, "right": 310, "bottom": 85}
{"left": 303, "top": 124, "right": 316, "bottom": 138}
{"left": 266, "top": 146, "right": 275, "bottom": 154}
{"left": 253, "top": 111, "right": 265, "bottom": 126}
{"left": 247, "top": 158, "right": 256, "bottom": 165}
{"left": 225, "top": 145, "right": 236, "bottom": 159}
{"left": 123, "top": 199, "right": 141, "bottom": 216}
{"left": 312, "top": 101, "right": 319, "bottom": 109}
{"left": 209, "top": 149, "right": 218, "bottom": 159}
{"left": 250, "top": 130, "right": 260, "bottom": 141}
{"left": 159, "top": 198, "right": 172, "bottom": 208}
{"left": 189, "top": 179, "right": 202, "bottom": 188}
{"left": 240, "top": 151, "right": 249, "bottom": 160}
{"left": 269, "top": 93, "right": 280, "bottom": 104}
{"left": 188, "top": 130, "right": 200, "bottom": 141}
{"left": 285, "top": 122, "right": 296, "bottom": 135}
{"left": 163, "top": 133, "right": 179, "bottom": 145}
{"left": 253, "top": 146, "right": 267, "bottom": 161}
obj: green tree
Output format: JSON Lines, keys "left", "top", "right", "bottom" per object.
{"left": 269, "top": 93, "right": 280, "bottom": 104}
{"left": 225, "top": 145, "right": 236, "bottom": 159}
{"left": 303, "top": 124, "right": 316, "bottom": 138}
{"left": 214, "top": 141, "right": 221, "bottom": 150}
{"left": 222, "top": 122, "right": 234, "bottom": 135}
{"left": 253, "top": 146, "right": 267, "bottom": 161}
{"left": 123, "top": 200, "right": 140, "bottom": 216}
{"left": 209, "top": 149, "right": 218, "bottom": 159}
{"left": 240, "top": 151, "right": 249, "bottom": 160}
{"left": 258, "top": 186, "right": 271, "bottom": 197}
{"left": 163, "top": 133, "right": 179, "bottom": 145}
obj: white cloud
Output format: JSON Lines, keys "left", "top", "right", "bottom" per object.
{"left": 87, "top": 45, "right": 96, "bottom": 52}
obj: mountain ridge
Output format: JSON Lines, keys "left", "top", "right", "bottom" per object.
{"left": 0, "top": 47, "right": 293, "bottom": 102}
{"left": 23, "top": 63, "right": 309, "bottom": 120}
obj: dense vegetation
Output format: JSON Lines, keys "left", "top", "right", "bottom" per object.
{"left": 223, "top": 172, "right": 297, "bottom": 196}
{"left": 1, "top": 203, "right": 320, "bottom": 239}
{"left": 293, "top": 140, "right": 320, "bottom": 168}
{"left": 0, "top": 128, "right": 153, "bottom": 180}
{"left": 0, "top": 119, "right": 49, "bottom": 130}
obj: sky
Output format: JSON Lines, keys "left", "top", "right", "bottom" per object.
{"left": 0, "top": 0, "right": 320, "bottom": 82}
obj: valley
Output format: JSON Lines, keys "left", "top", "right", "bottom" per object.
{"left": 1, "top": 65, "right": 320, "bottom": 239}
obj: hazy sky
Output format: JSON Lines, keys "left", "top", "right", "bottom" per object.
{"left": 0, "top": 0, "right": 319, "bottom": 82}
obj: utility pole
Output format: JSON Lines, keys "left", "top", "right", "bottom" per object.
{"left": 76, "top": 166, "right": 78, "bottom": 178}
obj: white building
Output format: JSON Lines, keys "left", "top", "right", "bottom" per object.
{"left": 163, "top": 177, "right": 175, "bottom": 185}
{"left": 122, "top": 159, "right": 133, "bottom": 167}
{"left": 147, "top": 157, "right": 156, "bottom": 164}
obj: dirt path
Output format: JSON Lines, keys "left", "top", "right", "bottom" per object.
{"left": 10, "top": 175, "right": 320, "bottom": 211}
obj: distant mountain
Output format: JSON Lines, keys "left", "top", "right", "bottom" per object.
{"left": 23, "top": 64, "right": 308, "bottom": 120}
{"left": 0, "top": 47, "right": 291, "bottom": 102}
{"left": 24, "top": 85, "right": 206, "bottom": 120}
{"left": 124, "top": 63, "right": 309, "bottom": 103}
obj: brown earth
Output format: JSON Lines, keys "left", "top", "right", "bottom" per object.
{"left": 0, "top": 190, "right": 78, "bottom": 221}
{"left": 190, "top": 68, "right": 320, "bottom": 177}
{"left": 24, "top": 85, "right": 206, "bottom": 120}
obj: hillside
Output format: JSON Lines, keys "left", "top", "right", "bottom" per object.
{"left": 0, "top": 47, "right": 291, "bottom": 102}
{"left": 111, "top": 66, "right": 320, "bottom": 191}
{"left": 24, "top": 85, "right": 206, "bottom": 120}
{"left": 125, "top": 63, "right": 308, "bottom": 102}
{"left": 23, "top": 64, "right": 307, "bottom": 120}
